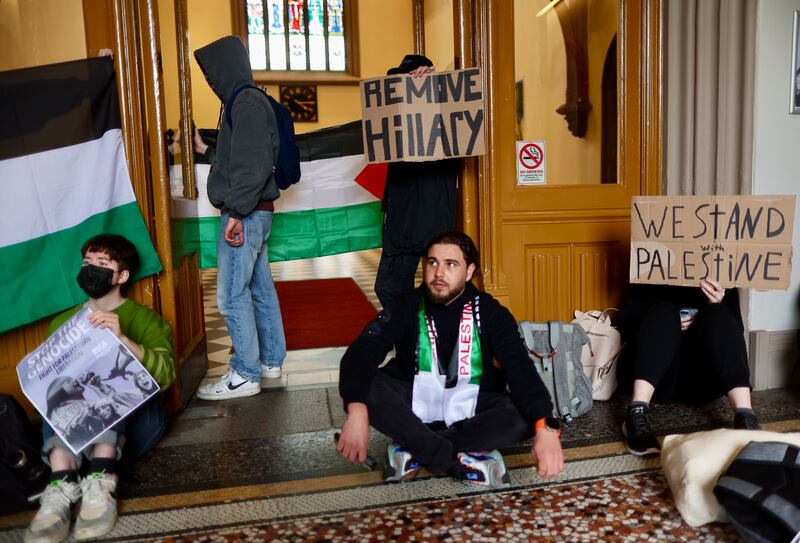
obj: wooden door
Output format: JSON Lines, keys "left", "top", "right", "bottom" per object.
{"left": 459, "top": 0, "right": 662, "bottom": 321}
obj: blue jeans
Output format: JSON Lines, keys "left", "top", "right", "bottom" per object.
{"left": 217, "top": 210, "right": 286, "bottom": 382}
{"left": 42, "top": 395, "right": 166, "bottom": 467}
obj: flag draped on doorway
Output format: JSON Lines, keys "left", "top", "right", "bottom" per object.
{"left": 170, "top": 120, "right": 387, "bottom": 268}
{"left": 0, "top": 57, "right": 162, "bottom": 334}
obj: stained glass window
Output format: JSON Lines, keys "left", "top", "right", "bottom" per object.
{"left": 242, "top": 0, "right": 349, "bottom": 72}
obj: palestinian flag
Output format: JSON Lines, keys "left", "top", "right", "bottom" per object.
{"left": 0, "top": 57, "right": 162, "bottom": 334}
{"left": 171, "top": 120, "right": 387, "bottom": 268}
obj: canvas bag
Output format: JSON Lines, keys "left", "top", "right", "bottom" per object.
{"left": 572, "top": 309, "right": 622, "bottom": 401}
{"left": 518, "top": 320, "right": 593, "bottom": 421}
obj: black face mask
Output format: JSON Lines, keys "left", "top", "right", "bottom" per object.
{"left": 76, "top": 264, "right": 115, "bottom": 299}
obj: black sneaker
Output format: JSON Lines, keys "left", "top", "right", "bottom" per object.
{"left": 733, "top": 411, "right": 762, "bottom": 430}
{"left": 622, "top": 404, "right": 660, "bottom": 456}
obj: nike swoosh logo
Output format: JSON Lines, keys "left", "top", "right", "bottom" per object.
{"left": 227, "top": 380, "right": 250, "bottom": 391}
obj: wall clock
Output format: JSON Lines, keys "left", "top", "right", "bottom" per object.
{"left": 279, "top": 85, "right": 318, "bottom": 122}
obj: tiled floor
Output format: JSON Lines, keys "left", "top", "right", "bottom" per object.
{"left": 202, "top": 249, "right": 385, "bottom": 392}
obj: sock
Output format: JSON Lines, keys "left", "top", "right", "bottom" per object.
{"left": 630, "top": 400, "right": 650, "bottom": 410}
{"left": 734, "top": 407, "right": 756, "bottom": 417}
{"left": 50, "top": 469, "right": 78, "bottom": 484}
{"left": 87, "top": 457, "right": 116, "bottom": 476}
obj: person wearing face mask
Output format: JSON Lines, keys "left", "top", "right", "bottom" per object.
{"left": 25, "top": 234, "right": 174, "bottom": 543}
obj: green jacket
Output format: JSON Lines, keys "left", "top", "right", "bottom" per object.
{"left": 48, "top": 299, "right": 175, "bottom": 389}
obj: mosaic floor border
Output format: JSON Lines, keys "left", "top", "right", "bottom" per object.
{"left": 0, "top": 453, "right": 660, "bottom": 542}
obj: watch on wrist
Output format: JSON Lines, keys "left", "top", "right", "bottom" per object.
{"left": 535, "top": 416, "right": 562, "bottom": 438}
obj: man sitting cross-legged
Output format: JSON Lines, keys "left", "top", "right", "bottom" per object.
{"left": 25, "top": 234, "right": 174, "bottom": 543}
{"left": 336, "top": 231, "right": 563, "bottom": 486}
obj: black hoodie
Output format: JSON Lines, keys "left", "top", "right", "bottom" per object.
{"left": 194, "top": 36, "right": 279, "bottom": 219}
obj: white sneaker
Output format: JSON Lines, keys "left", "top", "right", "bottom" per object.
{"left": 196, "top": 368, "right": 260, "bottom": 400}
{"left": 261, "top": 364, "right": 282, "bottom": 379}
{"left": 25, "top": 479, "right": 81, "bottom": 543}
{"left": 73, "top": 472, "right": 118, "bottom": 540}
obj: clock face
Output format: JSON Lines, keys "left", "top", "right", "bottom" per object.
{"left": 279, "top": 85, "right": 318, "bottom": 122}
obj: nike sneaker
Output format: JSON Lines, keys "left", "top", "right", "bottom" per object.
{"left": 196, "top": 367, "right": 260, "bottom": 400}
{"left": 383, "top": 443, "right": 421, "bottom": 482}
{"left": 453, "top": 450, "right": 511, "bottom": 488}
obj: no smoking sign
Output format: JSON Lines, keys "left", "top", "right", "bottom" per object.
{"left": 516, "top": 140, "right": 546, "bottom": 185}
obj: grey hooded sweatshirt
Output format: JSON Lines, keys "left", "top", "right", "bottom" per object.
{"left": 194, "top": 36, "right": 279, "bottom": 219}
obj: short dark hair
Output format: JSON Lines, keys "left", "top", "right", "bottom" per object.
{"left": 81, "top": 234, "right": 140, "bottom": 276}
{"left": 425, "top": 231, "right": 479, "bottom": 268}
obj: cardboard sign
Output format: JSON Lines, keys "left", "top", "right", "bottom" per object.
{"left": 630, "top": 195, "right": 796, "bottom": 290}
{"left": 360, "top": 68, "right": 486, "bottom": 163}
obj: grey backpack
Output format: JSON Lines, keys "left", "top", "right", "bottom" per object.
{"left": 518, "top": 320, "right": 593, "bottom": 421}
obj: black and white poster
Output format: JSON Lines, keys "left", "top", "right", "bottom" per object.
{"left": 16, "top": 307, "right": 159, "bottom": 455}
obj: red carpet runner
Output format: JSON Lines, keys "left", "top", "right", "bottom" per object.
{"left": 275, "top": 278, "right": 378, "bottom": 350}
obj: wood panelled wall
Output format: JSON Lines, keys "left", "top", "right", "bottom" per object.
{"left": 458, "top": 0, "right": 663, "bottom": 321}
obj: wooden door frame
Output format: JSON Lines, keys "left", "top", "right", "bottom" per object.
{"left": 83, "top": 0, "right": 198, "bottom": 409}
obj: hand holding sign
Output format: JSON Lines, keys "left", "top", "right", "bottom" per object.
{"left": 360, "top": 68, "right": 486, "bottom": 163}
{"left": 630, "top": 195, "right": 795, "bottom": 290}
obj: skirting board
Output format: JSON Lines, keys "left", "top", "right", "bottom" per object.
{"left": 749, "top": 329, "right": 800, "bottom": 390}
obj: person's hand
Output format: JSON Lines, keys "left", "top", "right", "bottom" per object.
{"left": 224, "top": 217, "right": 244, "bottom": 247}
{"left": 337, "top": 403, "right": 370, "bottom": 463}
{"left": 409, "top": 65, "right": 434, "bottom": 78}
{"left": 193, "top": 127, "right": 208, "bottom": 155}
{"left": 88, "top": 310, "right": 123, "bottom": 338}
{"left": 680, "top": 312, "right": 695, "bottom": 331}
{"left": 531, "top": 429, "right": 564, "bottom": 478}
{"left": 98, "top": 48, "right": 114, "bottom": 58}
{"left": 700, "top": 278, "right": 725, "bottom": 304}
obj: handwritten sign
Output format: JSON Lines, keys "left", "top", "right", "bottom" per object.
{"left": 360, "top": 68, "right": 485, "bottom": 164}
{"left": 630, "top": 195, "right": 796, "bottom": 289}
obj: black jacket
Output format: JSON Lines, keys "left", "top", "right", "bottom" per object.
{"left": 381, "top": 159, "right": 458, "bottom": 255}
{"left": 194, "top": 36, "right": 279, "bottom": 219}
{"left": 339, "top": 282, "right": 553, "bottom": 424}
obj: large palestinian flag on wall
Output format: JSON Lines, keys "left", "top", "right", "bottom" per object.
{"left": 171, "top": 120, "right": 386, "bottom": 268}
{"left": 0, "top": 57, "right": 162, "bottom": 334}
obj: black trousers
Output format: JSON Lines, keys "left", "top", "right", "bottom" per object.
{"left": 374, "top": 253, "right": 421, "bottom": 308}
{"left": 365, "top": 371, "right": 532, "bottom": 473}
{"left": 619, "top": 300, "right": 751, "bottom": 403}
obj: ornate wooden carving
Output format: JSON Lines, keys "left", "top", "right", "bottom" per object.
{"left": 553, "top": 0, "right": 592, "bottom": 138}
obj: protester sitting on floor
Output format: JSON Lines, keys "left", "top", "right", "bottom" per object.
{"left": 26, "top": 234, "right": 174, "bottom": 543}
{"left": 336, "top": 231, "right": 563, "bottom": 486}
{"left": 615, "top": 279, "right": 760, "bottom": 456}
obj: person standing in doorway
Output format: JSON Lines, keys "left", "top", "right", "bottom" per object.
{"left": 374, "top": 54, "right": 460, "bottom": 307}
{"left": 193, "top": 36, "right": 286, "bottom": 400}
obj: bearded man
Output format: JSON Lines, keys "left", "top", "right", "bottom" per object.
{"left": 337, "top": 231, "right": 563, "bottom": 487}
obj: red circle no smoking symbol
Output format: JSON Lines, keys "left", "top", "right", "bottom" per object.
{"left": 519, "top": 143, "right": 543, "bottom": 170}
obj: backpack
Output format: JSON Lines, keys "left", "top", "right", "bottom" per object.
{"left": 0, "top": 394, "right": 49, "bottom": 515}
{"left": 714, "top": 440, "right": 800, "bottom": 543}
{"left": 225, "top": 84, "right": 301, "bottom": 190}
{"left": 518, "top": 320, "right": 593, "bottom": 422}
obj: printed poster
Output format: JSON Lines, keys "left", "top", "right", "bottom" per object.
{"left": 17, "top": 307, "right": 159, "bottom": 455}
